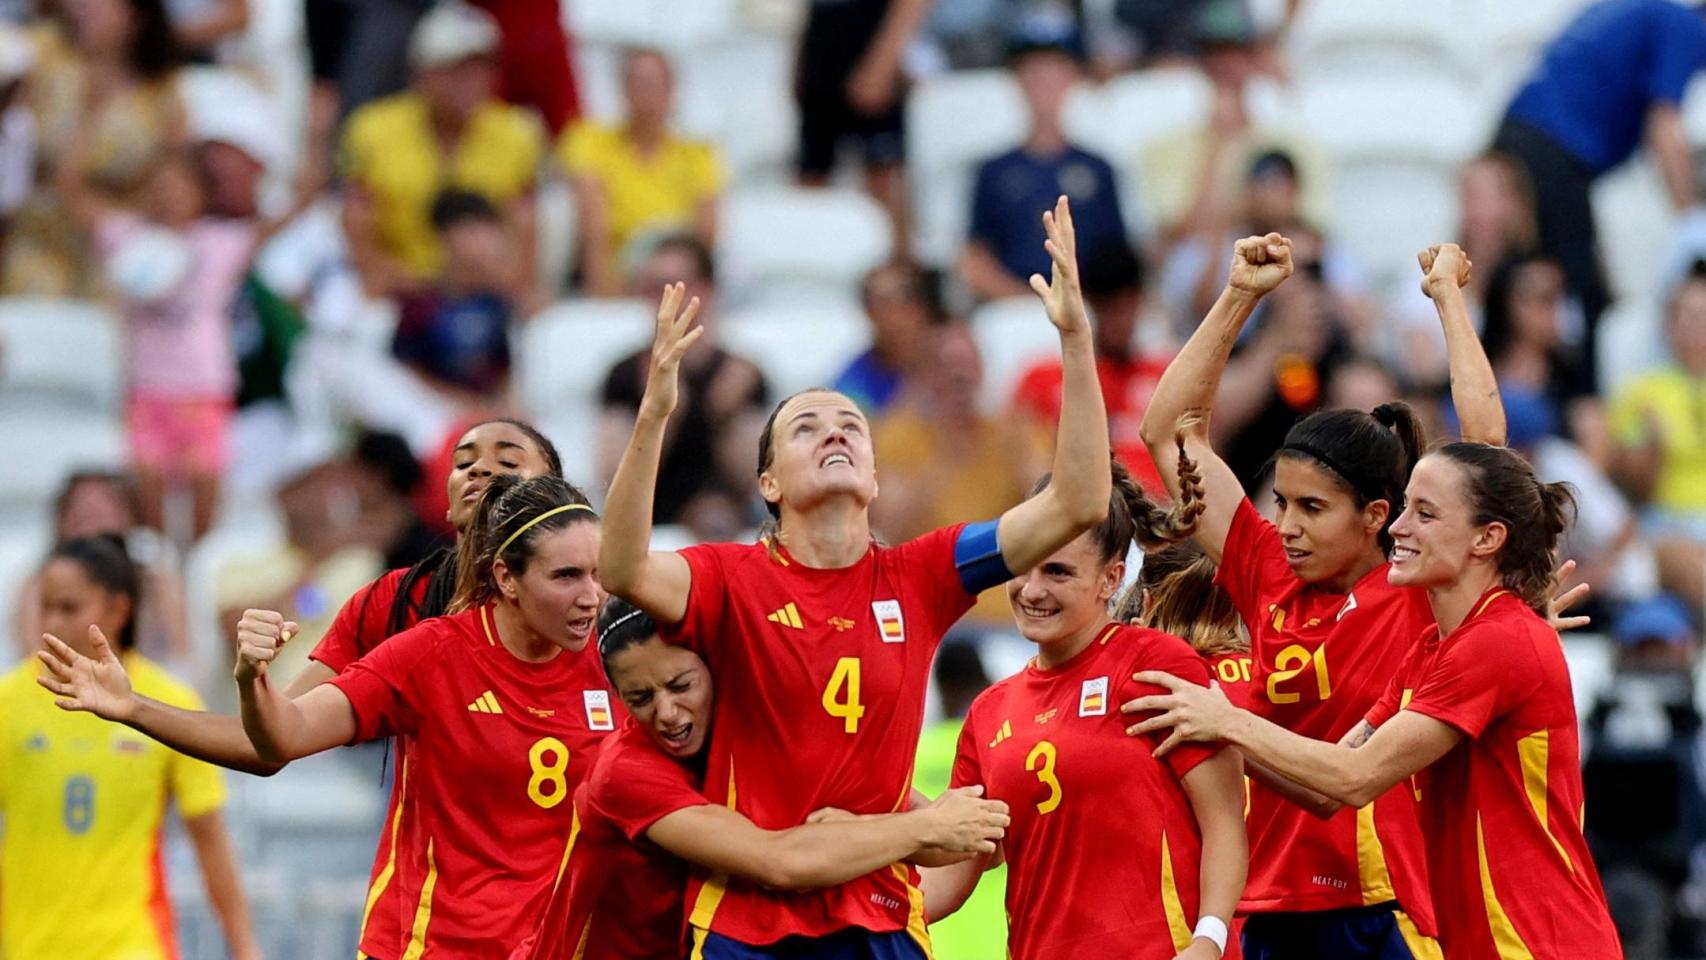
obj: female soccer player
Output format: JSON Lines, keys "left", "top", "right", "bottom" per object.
{"left": 520, "top": 599, "right": 1012, "bottom": 960}
{"left": 1116, "top": 539, "right": 1252, "bottom": 708}
{"left": 34, "top": 416, "right": 564, "bottom": 960}
{"left": 1128, "top": 237, "right": 1508, "bottom": 959}
{"left": 16, "top": 536, "right": 260, "bottom": 960}
{"left": 1127, "top": 443, "right": 1621, "bottom": 960}
{"left": 599, "top": 196, "right": 1112, "bottom": 959}
{"left": 924, "top": 454, "right": 1247, "bottom": 960}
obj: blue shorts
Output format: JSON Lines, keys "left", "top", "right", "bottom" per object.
{"left": 693, "top": 928, "right": 929, "bottom": 960}
{"left": 1242, "top": 904, "right": 1441, "bottom": 960}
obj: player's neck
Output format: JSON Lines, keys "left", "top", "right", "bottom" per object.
{"left": 1428, "top": 565, "right": 1503, "bottom": 636}
{"left": 776, "top": 503, "right": 871, "bottom": 569}
{"left": 1036, "top": 617, "right": 1108, "bottom": 670}
{"left": 1320, "top": 550, "right": 1385, "bottom": 594}
{"left": 492, "top": 602, "right": 565, "bottom": 663}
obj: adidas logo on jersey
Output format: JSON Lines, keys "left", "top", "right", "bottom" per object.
{"left": 767, "top": 602, "right": 804, "bottom": 629}
{"left": 988, "top": 720, "right": 1014, "bottom": 748}
{"left": 467, "top": 691, "right": 503, "bottom": 714}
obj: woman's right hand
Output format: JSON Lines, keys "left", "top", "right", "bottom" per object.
{"left": 1227, "top": 233, "right": 1294, "bottom": 297}
{"left": 640, "top": 281, "right": 705, "bottom": 422}
{"left": 234, "top": 609, "right": 298, "bottom": 684}
{"left": 918, "top": 786, "right": 1010, "bottom": 854}
{"left": 36, "top": 626, "right": 138, "bottom": 722}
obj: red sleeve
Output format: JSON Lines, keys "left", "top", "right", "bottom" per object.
{"left": 309, "top": 569, "right": 407, "bottom": 673}
{"left": 1402, "top": 621, "right": 1545, "bottom": 739}
{"left": 1122, "top": 631, "right": 1223, "bottom": 780}
{"left": 949, "top": 709, "right": 985, "bottom": 790}
{"left": 1214, "top": 498, "right": 1297, "bottom": 630}
{"left": 895, "top": 525, "right": 980, "bottom": 640}
{"left": 325, "top": 620, "right": 443, "bottom": 741}
{"left": 664, "top": 543, "right": 732, "bottom": 656}
{"left": 591, "top": 746, "right": 710, "bottom": 842}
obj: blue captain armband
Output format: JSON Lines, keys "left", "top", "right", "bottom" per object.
{"left": 953, "top": 520, "right": 1011, "bottom": 595}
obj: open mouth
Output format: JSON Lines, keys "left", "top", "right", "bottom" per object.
{"left": 659, "top": 723, "right": 693, "bottom": 749}
{"left": 1015, "top": 602, "right": 1059, "bottom": 621}
{"left": 461, "top": 483, "right": 485, "bottom": 503}
{"left": 1283, "top": 548, "right": 1311, "bottom": 565}
{"left": 820, "top": 452, "right": 853, "bottom": 469}
{"left": 564, "top": 615, "right": 595, "bottom": 640}
{"left": 1391, "top": 545, "right": 1419, "bottom": 563}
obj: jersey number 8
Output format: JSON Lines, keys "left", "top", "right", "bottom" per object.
{"left": 63, "top": 775, "right": 95, "bottom": 834}
{"left": 527, "top": 737, "right": 571, "bottom": 809}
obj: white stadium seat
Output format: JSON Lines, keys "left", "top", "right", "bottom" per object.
{"left": 1596, "top": 299, "right": 1667, "bottom": 401}
{"left": 0, "top": 411, "right": 125, "bottom": 525}
{"left": 1287, "top": 0, "right": 1458, "bottom": 83}
{"left": 1294, "top": 77, "right": 1484, "bottom": 167}
{"left": 719, "top": 186, "right": 893, "bottom": 300}
{"left": 1064, "top": 67, "right": 1213, "bottom": 170}
{"left": 1593, "top": 161, "right": 1674, "bottom": 304}
{"left": 515, "top": 299, "right": 654, "bottom": 488}
{"left": 0, "top": 297, "right": 120, "bottom": 414}
{"left": 566, "top": 0, "right": 740, "bottom": 50}
{"left": 536, "top": 178, "right": 578, "bottom": 296}
{"left": 719, "top": 299, "right": 871, "bottom": 400}
{"left": 969, "top": 296, "right": 1064, "bottom": 412}
{"left": 906, "top": 70, "right": 1027, "bottom": 266}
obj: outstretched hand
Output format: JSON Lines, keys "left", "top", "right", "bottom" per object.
{"left": 1030, "top": 195, "right": 1090, "bottom": 338}
{"left": 1419, "top": 243, "right": 1472, "bottom": 297}
{"left": 1546, "top": 558, "right": 1592, "bottom": 633}
{"left": 1228, "top": 233, "right": 1293, "bottom": 296}
{"left": 640, "top": 281, "right": 705, "bottom": 421}
{"left": 1120, "top": 671, "right": 1239, "bottom": 758}
{"left": 36, "top": 626, "right": 136, "bottom": 722}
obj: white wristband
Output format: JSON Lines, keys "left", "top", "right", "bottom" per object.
{"left": 1192, "top": 916, "right": 1229, "bottom": 955}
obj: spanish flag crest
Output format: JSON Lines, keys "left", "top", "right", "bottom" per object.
{"left": 872, "top": 599, "right": 905, "bottom": 644}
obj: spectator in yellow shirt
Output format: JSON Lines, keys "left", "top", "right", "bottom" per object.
{"left": 340, "top": 1, "right": 544, "bottom": 298}
{"left": 5, "top": 536, "right": 259, "bottom": 960}
{"left": 560, "top": 47, "right": 723, "bottom": 296}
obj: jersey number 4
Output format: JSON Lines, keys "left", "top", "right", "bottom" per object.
{"left": 822, "top": 657, "right": 865, "bottom": 733}
{"left": 1267, "top": 643, "right": 1332, "bottom": 704}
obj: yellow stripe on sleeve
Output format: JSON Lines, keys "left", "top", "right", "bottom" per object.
{"left": 1158, "top": 831, "right": 1193, "bottom": 954}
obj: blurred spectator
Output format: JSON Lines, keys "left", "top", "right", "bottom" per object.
{"left": 469, "top": 0, "right": 579, "bottom": 136}
{"left": 350, "top": 428, "right": 443, "bottom": 570}
{"left": 1140, "top": 5, "right": 1329, "bottom": 249}
{"left": 1494, "top": 0, "right": 1706, "bottom": 393}
{"left": 304, "top": 0, "right": 424, "bottom": 120}
{"left": 597, "top": 235, "right": 770, "bottom": 537}
{"left": 164, "top": 0, "right": 246, "bottom": 61}
{"left": 1089, "top": 0, "right": 1213, "bottom": 71}
{"left": 1009, "top": 241, "right": 1172, "bottom": 496}
{"left": 390, "top": 189, "right": 521, "bottom": 407}
{"left": 214, "top": 457, "right": 384, "bottom": 685}
{"left": 4, "top": 0, "right": 187, "bottom": 297}
{"left": 959, "top": 33, "right": 1126, "bottom": 301}
{"left": 1479, "top": 252, "right": 1604, "bottom": 459}
{"left": 339, "top": 0, "right": 542, "bottom": 300}
{"left": 0, "top": 26, "right": 35, "bottom": 232}
{"left": 1161, "top": 149, "right": 1362, "bottom": 326}
{"left": 1211, "top": 225, "right": 1352, "bottom": 490}
{"left": 560, "top": 47, "right": 722, "bottom": 297}
{"left": 1323, "top": 354, "right": 1398, "bottom": 414}
{"left": 833, "top": 259, "right": 941, "bottom": 415}
{"left": 13, "top": 471, "right": 189, "bottom": 665}
{"left": 795, "top": 0, "right": 930, "bottom": 253}
{"left": 872, "top": 321, "right": 1029, "bottom": 626}
{"left": 1610, "top": 261, "right": 1706, "bottom": 612}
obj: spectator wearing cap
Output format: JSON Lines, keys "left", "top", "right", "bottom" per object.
{"left": 1612, "top": 595, "right": 1699, "bottom": 668}
{"left": 559, "top": 47, "right": 723, "bottom": 297}
{"left": 339, "top": 0, "right": 543, "bottom": 300}
{"left": 959, "top": 32, "right": 1128, "bottom": 301}
{"left": 1495, "top": 0, "right": 1706, "bottom": 394}
{"left": 1009, "top": 241, "right": 1174, "bottom": 496}
{"left": 1610, "top": 261, "right": 1706, "bottom": 614}
{"left": 833, "top": 259, "right": 941, "bottom": 415}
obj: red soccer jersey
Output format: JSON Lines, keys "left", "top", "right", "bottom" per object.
{"left": 1205, "top": 650, "right": 1256, "bottom": 709}
{"left": 1215, "top": 498, "right": 1435, "bottom": 929}
{"left": 1366, "top": 590, "right": 1620, "bottom": 960}
{"left": 328, "top": 606, "right": 616, "bottom": 958}
{"left": 668, "top": 528, "right": 982, "bottom": 947}
{"left": 523, "top": 723, "right": 709, "bottom": 960}
{"left": 952, "top": 624, "right": 1236, "bottom": 959}
{"left": 1010, "top": 353, "right": 1172, "bottom": 497}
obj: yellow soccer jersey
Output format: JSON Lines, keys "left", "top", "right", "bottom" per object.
{"left": 0, "top": 655, "right": 226, "bottom": 960}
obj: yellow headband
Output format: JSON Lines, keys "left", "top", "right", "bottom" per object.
{"left": 496, "top": 503, "right": 594, "bottom": 557}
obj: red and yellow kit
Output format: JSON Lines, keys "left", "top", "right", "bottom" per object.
{"left": 953, "top": 624, "right": 1234, "bottom": 959}
{"left": 669, "top": 523, "right": 1007, "bottom": 948}
{"left": 328, "top": 606, "right": 616, "bottom": 958}
{"left": 1206, "top": 649, "right": 1256, "bottom": 709}
{"left": 1367, "top": 590, "right": 1620, "bottom": 960}
{"left": 1215, "top": 499, "right": 1436, "bottom": 930}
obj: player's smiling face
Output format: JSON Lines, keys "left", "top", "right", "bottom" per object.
{"left": 1006, "top": 532, "right": 1123, "bottom": 649}
{"left": 608, "top": 639, "right": 714, "bottom": 759}
{"left": 499, "top": 521, "right": 605, "bottom": 652}
{"left": 1271, "top": 457, "right": 1388, "bottom": 585}
{"left": 1388, "top": 455, "right": 1499, "bottom": 590}
{"left": 446, "top": 422, "right": 554, "bottom": 530}
{"left": 759, "top": 391, "right": 878, "bottom": 516}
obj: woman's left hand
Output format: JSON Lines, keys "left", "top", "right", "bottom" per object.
{"left": 1122, "top": 671, "right": 1239, "bottom": 757}
{"left": 1546, "top": 558, "right": 1592, "bottom": 632}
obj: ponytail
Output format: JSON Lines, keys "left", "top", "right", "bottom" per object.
{"left": 1032, "top": 423, "right": 1205, "bottom": 565}
{"left": 449, "top": 475, "right": 596, "bottom": 613}
{"left": 1433, "top": 443, "right": 1577, "bottom": 613}
{"left": 1112, "top": 541, "right": 1247, "bottom": 657}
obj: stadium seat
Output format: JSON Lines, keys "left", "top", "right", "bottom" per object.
{"left": 719, "top": 299, "right": 871, "bottom": 399}
{"left": 1593, "top": 161, "right": 1674, "bottom": 304}
{"left": 0, "top": 297, "right": 120, "bottom": 414}
{"left": 566, "top": 0, "right": 740, "bottom": 50}
{"left": 1327, "top": 161, "right": 1459, "bottom": 293}
{"left": 1596, "top": 298, "right": 1667, "bottom": 401}
{"left": 0, "top": 412, "right": 125, "bottom": 527}
{"left": 0, "top": 526, "right": 47, "bottom": 642}
{"left": 1293, "top": 77, "right": 1484, "bottom": 168}
{"left": 968, "top": 296, "right": 1064, "bottom": 412}
{"left": 515, "top": 299, "right": 655, "bottom": 490}
{"left": 1063, "top": 67, "right": 1213, "bottom": 170}
{"left": 535, "top": 178, "right": 578, "bottom": 296}
{"left": 181, "top": 506, "right": 287, "bottom": 697}
{"left": 906, "top": 70, "right": 1028, "bottom": 266}
{"left": 1286, "top": 0, "right": 1458, "bottom": 83}
{"left": 1461, "top": 0, "right": 1593, "bottom": 109}
{"left": 718, "top": 186, "right": 894, "bottom": 301}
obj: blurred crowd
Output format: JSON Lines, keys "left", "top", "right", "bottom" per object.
{"left": 4, "top": 0, "right": 1706, "bottom": 954}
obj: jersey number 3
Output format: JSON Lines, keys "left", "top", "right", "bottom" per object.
{"left": 528, "top": 737, "right": 570, "bottom": 809}
{"left": 1025, "top": 741, "right": 1062, "bottom": 815}
{"left": 822, "top": 657, "right": 865, "bottom": 733}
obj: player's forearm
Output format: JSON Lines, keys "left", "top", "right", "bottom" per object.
{"left": 1048, "top": 324, "right": 1113, "bottom": 527}
{"left": 1242, "top": 754, "right": 1341, "bottom": 819}
{"left": 128, "top": 695, "right": 284, "bottom": 776}
{"left": 1433, "top": 279, "right": 1504, "bottom": 445}
{"left": 1140, "top": 284, "right": 1262, "bottom": 450}
{"left": 755, "top": 814, "right": 938, "bottom": 890}
{"left": 238, "top": 674, "right": 311, "bottom": 764}
{"left": 186, "top": 813, "right": 262, "bottom": 959}
{"left": 921, "top": 857, "right": 985, "bottom": 922}
{"left": 598, "top": 405, "right": 668, "bottom": 601}
{"left": 1193, "top": 799, "right": 1247, "bottom": 927}
{"left": 1224, "top": 710, "right": 1384, "bottom": 808}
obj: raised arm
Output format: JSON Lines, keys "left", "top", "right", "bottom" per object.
{"left": 1423, "top": 244, "right": 1505, "bottom": 445}
{"left": 991, "top": 196, "right": 1113, "bottom": 575}
{"left": 234, "top": 614, "right": 356, "bottom": 764}
{"left": 598, "top": 284, "right": 704, "bottom": 623}
{"left": 1139, "top": 235, "right": 1293, "bottom": 563}
{"left": 645, "top": 786, "right": 1008, "bottom": 891}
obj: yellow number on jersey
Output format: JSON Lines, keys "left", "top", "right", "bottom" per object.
{"left": 1025, "top": 741, "right": 1062, "bottom": 815}
{"left": 1267, "top": 643, "right": 1332, "bottom": 705}
{"left": 527, "top": 737, "right": 571, "bottom": 809}
{"left": 1216, "top": 657, "right": 1253, "bottom": 685}
{"left": 822, "top": 657, "right": 865, "bottom": 734}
